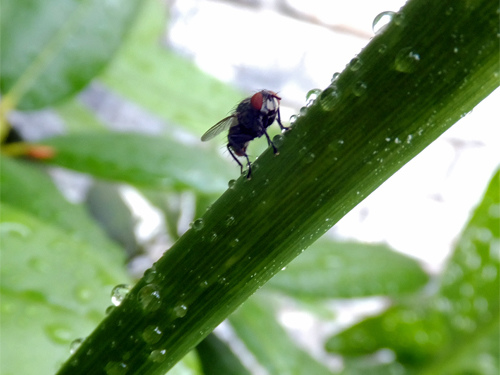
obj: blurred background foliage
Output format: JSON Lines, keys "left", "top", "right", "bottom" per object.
{"left": 1, "top": 0, "right": 498, "bottom": 374}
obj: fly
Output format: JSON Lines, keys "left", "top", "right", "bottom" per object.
{"left": 201, "top": 90, "right": 289, "bottom": 179}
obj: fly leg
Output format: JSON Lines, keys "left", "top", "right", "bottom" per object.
{"left": 276, "top": 107, "right": 290, "bottom": 132}
{"left": 263, "top": 129, "right": 279, "bottom": 155}
{"left": 227, "top": 145, "right": 252, "bottom": 179}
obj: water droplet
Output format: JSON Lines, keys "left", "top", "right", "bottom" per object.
{"left": 349, "top": 57, "right": 362, "bottom": 71}
{"left": 74, "top": 285, "right": 93, "bottom": 303}
{"left": 299, "top": 147, "right": 315, "bottom": 164}
{"left": 225, "top": 215, "right": 236, "bottom": 227}
{"left": 393, "top": 12, "right": 405, "bottom": 26}
{"left": 138, "top": 284, "right": 161, "bottom": 312}
{"left": 192, "top": 218, "right": 204, "bottom": 231}
{"left": 353, "top": 81, "right": 367, "bottom": 97}
{"left": 228, "top": 179, "right": 236, "bottom": 189}
{"left": 273, "top": 134, "right": 284, "bottom": 147}
{"left": 319, "top": 86, "right": 340, "bottom": 111}
{"left": 70, "top": 338, "right": 84, "bottom": 354}
{"left": 378, "top": 44, "right": 388, "bottom": 54}
{"left": 331, "top": 72, "right": 340, "bottom": 83}
{"left": 105, "top": 361, "right": 128, "bottom": 375}
{"left": 199, "top": 280, "right": 209, "bottom": 289}
{"left": 395, "top": 47, "right": 420, "bottom": 73}
{"left": 149, "top": 349, "right": 167, "bottom": 363}
{"left": 289, "top": 115, "right": 298, "bottom": 125}
{"left": 209, "top": 232, "right": 218, "bottom": 243}
{"left": 299, "top": 106, "right": 308, "bottom": 116}
{"left": 306, "top": 88, "right": 322, "bottom": 106}
{"left": 144, "top": 266, "right": 157, "bottom": 283}
{"left": 45, "top": 323, "right": 73, "bottom": 344}
{"left": 229, "top": 238, "right": 240, "bottom": 248}
{"left": 142, "top": 325, "right": 162, "bottom": 344}
{"left": 372, "top": 11, "right": 395, "bottom": 34}
{"left": 173, "top": 304, "right": 187, "bottom": 318}
{"left": 110, "top": 284, "right": 131, "bottom": 306}
{"left": 105, "top": 305, "right": 115, "bottom": 315}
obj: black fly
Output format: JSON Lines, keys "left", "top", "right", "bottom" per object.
{"left": 201, "top": 90, "right": 289, "bottom": 179}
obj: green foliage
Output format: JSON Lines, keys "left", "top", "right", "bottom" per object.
{"left": 325, "top": 170, "right": 500, "bottom": 374}
{"left": 0, "top": 0, "right": 142, "bottom": 109}
{"left": 0, "top": 0, "right": 498, "bottom": 374}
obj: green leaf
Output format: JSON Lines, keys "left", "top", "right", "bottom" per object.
{"left": 326, "top": 169, "right": 500, "bottom": 374}
{"left": 41, "top": 132, "right": 233, "bottom": 194}
{"left": 267, "top": 240, "right": 429, "bottom": 299}
{"left": 229, "top": 295, "right": 332, "bottom": 375}
{"left": 0, "top": 157, "right": 124, "bottom": 253}
{"left": 0, "top": 157, "right": 132, "bottom": 373}
{"left": 0, "top": 202, "right": 131, "bottom": 374}
{"left": 0, "top": 0, "right": 142, "bottom": 109}
{"left": 196, "top": 334, "right": 250, "bottom": 375}
{"left": 56, "top": 1, "right": 499, "bottom": 373}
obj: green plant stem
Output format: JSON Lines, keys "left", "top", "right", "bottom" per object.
{"left": 57, "top": 0, "right": 499, "bottom": 374}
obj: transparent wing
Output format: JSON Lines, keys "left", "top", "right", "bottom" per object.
{"left": 201, "top": 115, "right": 237, "bottom": 141}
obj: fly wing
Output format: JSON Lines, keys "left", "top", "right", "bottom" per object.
{"left": 201, "top": 115, "right": 237, "bottom": 141}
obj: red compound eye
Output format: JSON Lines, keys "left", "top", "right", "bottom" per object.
{"left": 250, "top": 91, "right": 264, "bottom": 110}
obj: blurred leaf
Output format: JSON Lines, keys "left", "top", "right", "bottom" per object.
{"left": 0, "top": 157, "right": 132, "bottom": 373}
{"left": 267, "top": 240, "right": 429, "bottom": 299}
{"left": 86, "top": 181, "right": 139, "bottom": 257}
{"left": 0, "top": 204, "right": 131, "bottom": 374}
{"left": 0, "top": 157, "right": 123, "bottom": 254}
{"left": 229, "top": 294, "right": 332, "bottom": 375}
{"left": 0, "top": 0, "right": 142, "bottom": 109}
{"left": 326, "top": 169, "right": 500, "bottom": 375}
{"left": 99, "top": 0, "right": 243, "bottom": 134}
{"left": 196, "top": 334, "right": 250, "bottom": 375}
{"left": 41, "top": 132, "right": 233, "bottom": 193}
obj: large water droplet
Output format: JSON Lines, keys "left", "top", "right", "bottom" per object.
{"left": 372, "top": 11, "right": 395, "bottom": 34}
{"left": 149, "top": 349, "right": 167, "bottom": 363}
{"left": 142, "top": 325, "right": 163, "bottom": 344}
{"left": 319, "top": 86, "right": 340, "bottom": 111}
{"left": 395, "top": 47, "right": 420, "bottom": 73}
{"left": 173, "top": 304, "right": 188, "bottom": 318}
{"left": 70, "top": 337, "right": 84, "bottom": 354}
{"left": 111, "top": 284, "right": 131, "bottom": 306}
{"left": 138, "top": 284, "right": 161, "bottom": 312}
{"left": 144, "top": 266, "right": 157, "bottom": 283}
{"left": 349, "top": 57, "right": 363, "bottom": 72}
{"left": 289, "top": 115, "right": 298, "bottom": 125}
{"left": 273, "top": 134, "right": 285, "bottom": 147}
{"left": 228, "top": 179, "right": 236, "bottom": 189}
{"left": 353, "top": 81, "right": 367, "bottom": 97}
{"left": 306, "top": 88, "right": 322, "bottom": 106}
{"left": 330, "top": 72, "right": 340, "bottom": 83}
{"left": 192, "top": 218, "right": 204, "bottom": 231}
